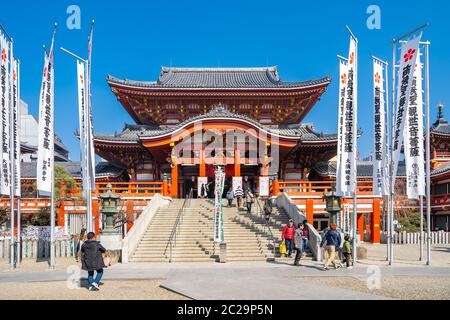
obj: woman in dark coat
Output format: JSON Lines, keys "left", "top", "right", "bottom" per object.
{"left": 81, "top": 232, "right": 106, "bottom": 291}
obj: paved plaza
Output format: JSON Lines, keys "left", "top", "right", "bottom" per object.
{"left": 0, "top": 244, "right": 449, "bottom": 300}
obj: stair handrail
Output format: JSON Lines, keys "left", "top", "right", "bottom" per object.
{"left": 163, "top": 189, "right": 193, "bottom": 263}
{"left": 255, "top": 198, "right": 276, "bottom": 259}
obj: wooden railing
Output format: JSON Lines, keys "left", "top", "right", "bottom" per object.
{"left": 277, "top": 180, "right": 374, "bottom": 196}
{"left": 95, "top": 182, "right": 163, "bottom": 197}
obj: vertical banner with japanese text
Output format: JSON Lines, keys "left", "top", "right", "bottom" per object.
{"left": 373, "top": 60, "right": 388, "bottom": 196}
{"left": 392, "top": 34, "right": 422, "bottom": 181}
{"left": 77, "top": 60, "right": 88, "bottom": 198}
{"left": 214, "top": 167, "right": 225, "bottom": 243}
{"left": 0, "top": 36, "right": 10, "bottom": 195}
{"left": 336, "top": 59, "right": 348, "bottom": 196}
{"left": 12, "top": 59, "right": 21, "bottom": 197}
{"left": 404, "top": 51, "right": 425, "bottom": 199}
{"left": 340, "top": 36, "right": 358, "bottom": 194}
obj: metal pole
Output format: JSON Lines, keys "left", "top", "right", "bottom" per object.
{"left": 389, "top": 41, "right": 397, "bottom": 265}
{"left": 50, "top": 24, "right": 57, "bottom": 269}
{"left": 16, "top": 60, "right": 21, "bottom": 265}
{"left": 9, "top": 38, "right": 15, "bottom": 269}
{"left": 352, "top": 32, "right": 358, "bottom": 265}
{"left": 424, "top": 42, "right": 431, "bottom": 266}
{"left": 420, "top": 195, "right": 424, "bottom": 261}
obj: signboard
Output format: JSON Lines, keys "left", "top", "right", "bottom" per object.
{"left": 232, "top": 177, "right": 242, "bottom": 194}
{"left": 198, "top": 177, "right": 208, "bottom": 198}
{"left": 213, "top": 167, "right": 225, "bottom": 243}
{"left": 259, "top": 177, "right": 270, "bottom": 197}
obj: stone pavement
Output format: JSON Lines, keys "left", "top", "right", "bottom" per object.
{"left": 1, "top": 258, "right": 450, "bottom": 300}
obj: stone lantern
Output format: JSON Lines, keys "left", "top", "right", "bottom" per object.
{"left": 323, "top": 189, "right": 342, "bottom": 225}
{"left": 99, "top": 184, "right": 121, "bottom": 234}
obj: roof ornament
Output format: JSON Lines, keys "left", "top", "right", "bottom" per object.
{"left": 434, "top": 103, "right": 448, "bottom": 127}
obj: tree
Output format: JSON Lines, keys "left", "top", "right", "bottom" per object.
{"left": 54, "top": 165, "right": 78, "bottom": 200}
{"left": 0, "top": 208, "right": 8, "bottom": 228}
{"left": 30, "top": 207, "right": 51, "bottom": 226}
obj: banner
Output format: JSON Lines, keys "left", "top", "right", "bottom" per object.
{"left": 340, "top": 36, "right": 358, "bottom": 194}
{"left": 392, "top": 34, "right": 422, "bottom": 181}
{"left": 373, "top": 60, "right": 388, "bottom": 196}
{"left": 213, "top": 167, "right": 225, "bottom": 243}
{"left": 404, "top": 52, "right": 425, "bottom": 199}
{"left": 336, "top": 59, "right": 348, "bottom": 195}
{"left": 37, "top": 38, "right": 55, "bottom": 194}
{"left": 12, "top": 59, "right": 20, "bottom": 197}
{"left": 197, "top": 177, "right": 208, "bottom": 198}
{"left": 232, "top": 177, "right": 242, "bottom": 194}
{"left": 86, "top": 24, "right": 96, "bottom": 189}
{"left": 259, "top": 176, "right": 270, "bottom": 197}
{"left": 77, "top": 60, "right": 88, "bottom": 198}
{"left": 343, "top": 204, "right": 351, "bottom": 234}
{"left": 0, "top": 36, "right": 11, "bottom": 196}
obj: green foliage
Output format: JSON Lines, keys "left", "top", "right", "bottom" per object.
{"left": 398, "top": 212, "right": 427, "bottom": 233}
{"left": 30, "top": 207, "right": 51, "bottom": 226}
{"left": 0, "top": 208, "right": 8, "bottom": 227}
{"left": 54, "top": 165, "right": 77, "bottom": 200}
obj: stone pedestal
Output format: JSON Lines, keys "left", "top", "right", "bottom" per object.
{"left": 219, "top": 242, "right": 227, "bottom": 263}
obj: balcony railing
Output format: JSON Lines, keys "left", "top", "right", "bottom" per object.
{"left": 278, "top": 180, "right": 374, "bottom": 196}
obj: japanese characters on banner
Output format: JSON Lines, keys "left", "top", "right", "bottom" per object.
{"left": 197, "top": 177, "right": 208, "bottom": 198}
{"left": 340, "top": 36, "right": 358, "bottom": 194}
{"left": 37, "top": 36, "right": 55, "bottom": 194}
{"left": 77, "top": 60, "right": 88, "bottom": 198}
{"left": 336, "top": 59, "right": 348, "bottom": 196}
{"left": 232, "top": 177, "right": 242, "bottom": 194}
{"left": 373, "top": 60, "right": 388, "bottom": 196}
{"left": 12, "top": 59, "right": 20, "bottom": 197}
{"left": 392, "top": 34, "right": 422, "bottom": 182}
{"left": 404, "top": 51, "right": 425, "bottom": 199}
{"left": 0, "top": 36, "right": 11, "bottom": 196}
{"left": 343, "top": 204, "right": 351, "bottom": 234}
{"left": 259, "top": 177, "right": 270, "bottom": 197}
{"left": 213, "top": 167, "right": 225, "bottom": 243}
{"left": 86, "top": 24, "right": 96, "bottom": 189}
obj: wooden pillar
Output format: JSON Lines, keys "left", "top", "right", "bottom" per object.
{"left": 272, "top": 180, "right": 280, "bottom": 197}
{"left": 234, "top": 149, "right": 241, "bottom": 177}
{"left": 371, "top": 198, "right": 381, "bottom": 244}
{"left": 57, "top": 201, "right": 66, "bottom": 228}
{"left": 162, "top": 180, "right": 169, "bottom": 197}
{"left": 306, "top": 199, "right": 314, "bottom": 223}
{"left": 200, "top": 149, "right": 206, "bottom": 177}
{"left": 357, "top": 213, "right": 364, "bottom": 242}
{"left": 171, "top": 164, "right": 179, "bottom": 198}
{"left": 93, "top": 200, "right": 100, "bottom": 235}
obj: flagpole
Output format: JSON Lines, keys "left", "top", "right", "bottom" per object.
{"left": 16, "top": 60, "right": 22, "bottom": 265}
{"left": 50, "top": 23, "right": 57, "bottom": 270}
{"left": 9, "top": 38, "right": 15, "bottom": 270}
{"left": 389, "top": 40, "right": 396, "bottom": 265}
{"left": 424, "top": 41, "right": 431, "bottom": 266}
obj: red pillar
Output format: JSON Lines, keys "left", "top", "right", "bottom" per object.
{"left": 92, "top": 200, "right": 100, "bottom": 235}
{"left": 171, "top": 164, "right": 179, "bottom": 198}
{"left": 57, "top": 201, "right": 66, "bottom": 228}
{"left": 371, "top": 198, "right": 381, "bottom": 244}
{"left": 272, "top": 180, "right": 280, "bottom": 197}
{"left": 200, "top": 150, "right": 207, "bottom": 178}
{"left": 234, "top": 149, "right": 241, "bottom": 177}
{"left": 357, "top": 213, "right": 364, "bottom": 242}
{"left": 306, "top": 199, "right": 314, "bottom": 223}
{"left": 162, "top": 180, "right": 169, "bottom": 197}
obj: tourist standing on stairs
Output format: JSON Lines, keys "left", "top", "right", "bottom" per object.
{"left": 245, "top": 191, "right": 255, "bottom": 213}
{"left": 81, "top": 232, "right": 107, "bottom": 291}
{"left": 282, "top": 219, "right": 296, "bottom": 258}
{"left": 294, "top": 223, "right": 304, "bottom": 266}
{"left": 226, "top": 189, "right": 235, "bottom": 208}
{"left": 320, "top": 224, "right": 342, "bottom": 271}
{"left": 234, "top": 185, "right": 244, "bottom": 209}
{"left": 299, "top": 223, "right": 309, "bottom": 257}
{"left": 263, "top": 199, "right": 272, "bottom": 224}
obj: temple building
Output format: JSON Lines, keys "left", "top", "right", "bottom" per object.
{"left": 94, "top": 67, "right": 338, "bottom": 198}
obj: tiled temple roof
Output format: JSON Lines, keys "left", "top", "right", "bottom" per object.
{"left": 21, "top": 162, "right": 125, "bottom": 179}
{"left": 107, "top": 67, "right": 331, "bottom": 90}
{"left": 94, "top": 108, "right": 338, "bottom": 143}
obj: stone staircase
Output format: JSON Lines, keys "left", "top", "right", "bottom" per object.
{"left": 130, "top": 198, "right": 314, "bottom": 263}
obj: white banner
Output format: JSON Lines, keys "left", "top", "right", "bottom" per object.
{"left": 12, "top": 59, "right": 20, "bottom": 197}
{"left": 340, "top": 36, "right": 358, "bottom": 194}
{"left": 198, "top": 177, "right": 208, "bottom": 198}
{"left": 259, "top": 176, "right": 270, "bottom": 197}
{"left": 214, "top": 167, "right": 225, "bottom": 243}
{"left": 87, "top": 25, "right": 96, "bottom": 189}
{"left": 37, "top": 41, "right": 55, "bottom": 194}
{"left": 232, "top": 177, "right": 242, "bottom": 194}
{"left": 77, "top": 60, "right": 88, "bottom": 198}
{"left": 336, "top": 59, "right": 348, "bottom": 196}
{"left": 343, "top": 204, "right": 351, "bottom": 234}
{"left": 392, "top": 34, "right": 422, "bottom": 181}
{"left": 373, "top": 60, "right": 388, "bottom": 196}
{"left": 0, "top": 36, "right": 11, "bottom": 196}
{"left": 404, "top": 52, "right": 425, "bottom": 199}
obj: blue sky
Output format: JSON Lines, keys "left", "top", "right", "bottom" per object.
{"left": 1, "top": 0, "right": 449, "bottom": 161}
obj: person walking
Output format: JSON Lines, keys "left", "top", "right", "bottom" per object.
{"left": 301, "top": 221, "right": 309, "bottom": 256}
{"left": 226, "top": 189, "right": 235, "bottom": 208}
{"left": 75, "top": 228, "right": 87, "bottom": 263}
{"left": 245, "top": 191, "right": 255, "bottom": 213}
{"left": 294, "top": 223, "right": 304, "bottom": 266}
{"left": 234, "top": 185, "right": 244, "bottom": 209}
{"left": 81, "top": 232, "right": 107, "bottom": 291}
{"left": 342, "top": 235, "right": 353, "bottom": 269}
{"left": 263, "top": 199, "right": 272, "bottom": 224}
{"left": 320, "top": 223, "right": 342, "bottom": 271}
{"left": 282, "top": 219, "right": 296, "bottom": 258}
